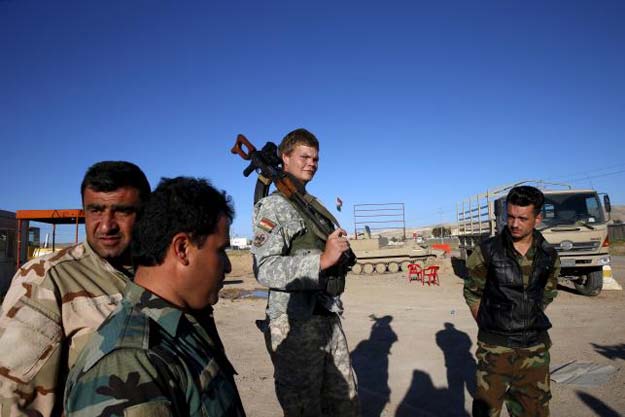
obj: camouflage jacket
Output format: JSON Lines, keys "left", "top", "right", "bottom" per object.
{"left": 251, "top": 193, "right": 342, "bottom": 320}
{"left": 64, "top": 281, "right": 246, "bottom": 417}
{"left": 0, "top": 241, "right": 130, "bottom": 417}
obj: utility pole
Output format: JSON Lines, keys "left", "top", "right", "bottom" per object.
{"left": 437, "top": 207, "right": 444, "bottom": 244}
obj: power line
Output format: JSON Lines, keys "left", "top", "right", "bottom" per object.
{"left": 546, "top": 163, "right": 625, "bottom": 183}
{"left": 557, "top": 168, "right": 625, "bottom": 184}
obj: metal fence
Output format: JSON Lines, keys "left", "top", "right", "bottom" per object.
{"left": 353, "top": 203, "right": 406, "bottom": 240}
{"left": 609, "top": 224, "right": 625, "bottom": 241}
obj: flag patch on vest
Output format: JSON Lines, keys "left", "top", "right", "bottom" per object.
{"left": 253, "top": 232, "right": 268, "bottom": 247}
{"left": 258, "top": 218, "right": 276, "bottom": 232}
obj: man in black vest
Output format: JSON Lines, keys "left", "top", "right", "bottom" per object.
{"left": 464, "top": 186, "right": 560, "bottom": 417}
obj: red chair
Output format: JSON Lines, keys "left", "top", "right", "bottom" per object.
{"left": 423, "top": 265, "right": 440, "bottom": 286}
{"left": 407, "top": 263, "right": 424, "bottom": 284}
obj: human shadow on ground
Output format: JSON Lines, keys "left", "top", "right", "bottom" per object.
{"left": 395, "top": 370, "right": 452, "bottom": 417}
{"left": 450, "top": 257, "right": 468, "bottom": 281}
{"left": 436, "top": 323, "right": 477, "bottom": 410}
{"left": 395, "top": 322, "right": 476, "bottom": 417}
{"left": 591, "top": 343, "right": 625, "bottom": 361}
{"left": 351, "top": 315, "right": 398, "bottom": 417}
{"left": 577, "top": 392, "right": 622, "bottom": 417}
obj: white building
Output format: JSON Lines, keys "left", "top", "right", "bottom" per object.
{"left": 230, "top": 237, "right": 251, "bottom": 250}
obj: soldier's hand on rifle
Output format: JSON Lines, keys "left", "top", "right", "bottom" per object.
{"left": 320, "top": 229, "right": 350, "bottom": 271}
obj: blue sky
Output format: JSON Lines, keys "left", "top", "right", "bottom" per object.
{"left": 1, "top": 0, "right": 624, "bottom": 241}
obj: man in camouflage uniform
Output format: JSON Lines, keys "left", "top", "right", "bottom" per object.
{"left": 251, "top": 128, "right": 360, "bottom": 417}
{"left": 464, "top": 186, "right": 561, "bottom": 417}
{"left": 0, "top": 161, "right": 150, "bottom": 417}
{"left": 65, "top": 177, "right": 246, "bottom": 417}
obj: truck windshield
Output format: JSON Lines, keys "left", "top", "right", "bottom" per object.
{"left": 540, "top": 192, "right": 606, "bottom": 227}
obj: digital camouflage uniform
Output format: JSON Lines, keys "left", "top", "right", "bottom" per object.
{"left": 0, "top": 241, "right": 130, "bottom": 417}
{"left": 251, "top": 193, "right": 360, "bottom": 417}
{"left": 64, "top": 281, "right": 246, "bottom": 417}
{"left": 464, "top": 233, "right": 560, "bottom": 417}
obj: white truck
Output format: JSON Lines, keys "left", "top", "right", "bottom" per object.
{"left": 457, "top": 180, "right": 612, "bottom": 296}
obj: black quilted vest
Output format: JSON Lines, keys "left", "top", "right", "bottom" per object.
{"left": 477, "top": 228, "right": 558, "bottom": 348}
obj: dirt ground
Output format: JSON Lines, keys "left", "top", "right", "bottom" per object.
{"left": 216, "top": 252, "right": 625, "bottom": 417}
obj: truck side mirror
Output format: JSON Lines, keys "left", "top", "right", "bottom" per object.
{"left": 604, "top": 195, "right": 611, "bottom": 213}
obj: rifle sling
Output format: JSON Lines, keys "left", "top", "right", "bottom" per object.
{"left": 302, "top": 193, "right": 341, "bottom": 229}
{"left": 254, "top": 178, "right": 271, "bottom": 204}
{"left": 276, "top": 191, "right": 336, "bottom": 242}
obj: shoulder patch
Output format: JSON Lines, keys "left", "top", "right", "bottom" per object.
{"left": 253, "top": 232, "right": 268, "bottom": 247}
{"left": 258, "top": 218, "right": 276, "bottom": 232}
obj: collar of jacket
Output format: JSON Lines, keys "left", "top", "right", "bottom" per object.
{"left": 500, "top": 226, "right": 548, "bottom": 257}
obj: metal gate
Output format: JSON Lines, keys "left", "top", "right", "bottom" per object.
{"left": 353, "top": 203, "right": 406, "bottom": 240}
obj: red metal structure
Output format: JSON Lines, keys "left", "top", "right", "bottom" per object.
{"left": 15, "top": 209, "right": 84, "bottom": 268}
{"left": 407, "top": 263, "right": 424, "bottom": 283}
{"left": 423, "top": 265, "right": 440, "bottom": 286}
{"left": 407, "top": 263, "right": 440, "bottom": 286}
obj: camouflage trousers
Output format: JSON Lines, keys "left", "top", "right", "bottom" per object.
{"left": 264, "top": 314, "right": 361, "bottom": 417}
{"left": 473, "top": 341, "right": 551, "bottom": 417}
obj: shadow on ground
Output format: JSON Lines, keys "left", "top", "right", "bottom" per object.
{"left": 352, "top": 315, "right": 398, "bottom": 417}
{"left": 592, "top": 343, "right": 625, "bottom": 361}
{"left": 395, "top": 322, "right": 476, "bottom": 417}
{"left": 577, "top": 391, "right": 622, "bottom": 417}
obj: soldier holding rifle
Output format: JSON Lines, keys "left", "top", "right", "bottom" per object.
{"left": 234, "top": 128, "right": 360, "bottom": 417}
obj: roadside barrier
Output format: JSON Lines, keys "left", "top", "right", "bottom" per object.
{"left": 602, "top": 265, "right": 622, "bottom": 290}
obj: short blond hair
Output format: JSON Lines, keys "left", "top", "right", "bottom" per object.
{"left": 278, "top": 128, "right": 319, "bottom": 157}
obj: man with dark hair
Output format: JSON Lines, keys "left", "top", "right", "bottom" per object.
{"left": 506, "top": 185, "right": 545, "bottom": 216}
{"left": 0, "top": 161, "right": 150, "bottom": 417}
{"left": 251, "top": 128, "right": 360, "bottom": 416}
{"left": 464, "top": 185, "right": 561, "bottom": 417}
{"left": 80, "top": 160, "right": 152, "bottom": 204}
{"left": 65, "top": 177, "right": 245, "bottom": 417}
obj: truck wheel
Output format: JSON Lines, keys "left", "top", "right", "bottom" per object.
{"left": 388, "top": 262, "right": 400, "bottom": 273}
{"left": 351, "top": 263, "right": 363, "bottom": 275}
{"left": 375, "top": 263, "right": 387, "bottom": 274}
{"left": 363, "top": 263, "right": 374, "bottom": 274}
{"left": 574, "top": 270, "right": 603, "bottom": 296}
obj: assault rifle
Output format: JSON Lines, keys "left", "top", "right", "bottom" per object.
{"left": 231, "top": 134, "right": 356, "bottom": 293}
